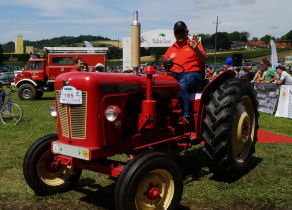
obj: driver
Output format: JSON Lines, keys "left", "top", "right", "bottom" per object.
{"left": 163, "top": 21, "right": 207, "bottom": 122}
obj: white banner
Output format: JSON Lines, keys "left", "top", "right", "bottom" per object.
{"left": 275, "top": 85, "right": 292, "bottom": 119}
{"left": 123, "top": 29, "right": 176, "bottom": 70}
{"left": 270, "top": 40, "right": 278, "bottom": 69}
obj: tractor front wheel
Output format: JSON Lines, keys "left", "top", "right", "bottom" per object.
{"left": 202, "top": 78, "right": 258, "bottom": 177}
{"left": 114, "top": 151, "right": 183, "bottom": 210}
{"left": 23, "top": 134, "right": 82, "bottom": 195}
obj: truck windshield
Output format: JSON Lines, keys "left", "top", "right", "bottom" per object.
{"left": 27, "top": 61, "right": 42, "bottom": 70}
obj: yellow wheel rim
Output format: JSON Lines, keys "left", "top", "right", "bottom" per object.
{"left": 232, "top": 96, "right": 255, "bottom": 163}
{"left": 135, "top": 169, "right": 174, "bottom": 210}
{"left": 37, "top": 150, "right": 74, "bottom": 186}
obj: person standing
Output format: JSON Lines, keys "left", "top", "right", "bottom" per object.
{"left": 81, "top": 63, "right": 89, "bottom": 72}
{"left": 95, "top": 63, "right": 105, "bottom": 72}
{"left": 275, "top": 65, "right": 292, "bottom": 85}
{"left": 263, "top": 62, "right": 277, "bottom": 83}
{"left": 237, "top": 67, "right": 246, "bottom": 78}
{"left": 71, "top": 58, "right": 84, "bottom": 72}
{"left": 246, "top": 66, "right": 255, "bottom": 81}
{"left": 163, "top": 21, "right": 207, "bottom": 122}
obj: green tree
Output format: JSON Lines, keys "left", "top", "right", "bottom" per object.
{"left": 229, "top": 31, "right": 250, "bottom": 42}
{"left": 211, "top": 32, "right": 231, "bottom": 50}
{"left": 281, "top": 30, "right": 292, "bottom": 40}
{"left": 197, "top": 33, "right": 211, "bottom": 47}
{"left": 252, "top": 37, "right": 259, "bottom": 41}
{"left": 240, "top": 32, "right": 250, "bottom": 42}
{"left": 229, "top": 31, "right": 241, "bottom": 41}
{"left": 1, "top": 41, "right": 14, "bottom": 53}
{"left": 107, "top": 46, "right": 122, "bottom": 59}
{"left": 260, "top": 34, "right": 275, "bottom": 43}
{"left": 0, "top": 44, "right": 3, "bottom": 65}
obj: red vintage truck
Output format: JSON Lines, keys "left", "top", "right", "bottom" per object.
{"left": 13, "top": 47, "right": 108, "bottom": 100}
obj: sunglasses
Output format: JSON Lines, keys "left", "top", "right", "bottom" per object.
{"left": 174, "top": 28, "right": 186, "bottom": 35}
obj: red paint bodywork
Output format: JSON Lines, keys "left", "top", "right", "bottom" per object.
{"left": 51, "top": 69, "right": 235, "bottom": 176}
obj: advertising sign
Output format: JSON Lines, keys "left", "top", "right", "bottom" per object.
{"left": 275, "top": 85, "right": 292, "bottom": 119}
{"left": 254, "top": 83, "right": 280, "bottom": 115}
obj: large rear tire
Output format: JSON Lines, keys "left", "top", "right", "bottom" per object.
{"left": 18, "top": 84, "right": 36, "bottom": 100}
{"left": 114, "top": 151, "right": 183, "bottom": 210}
{"left": 23, "top": 134, "right": 82, "bottom": 195}
{"left": 202, "top": 78, "right": 258, "bottom": 177}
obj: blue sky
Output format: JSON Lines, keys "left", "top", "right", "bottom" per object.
{"left": 0, "top": 0, "right": 291, "bottom": 44}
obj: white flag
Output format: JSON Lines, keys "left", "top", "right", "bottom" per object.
{"left": 270, "top": 40, "right": 278, "bottom": 69}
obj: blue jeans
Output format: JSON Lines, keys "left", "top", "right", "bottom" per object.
{"left": 170, "top": 71, "right": 203, "bottom": 117}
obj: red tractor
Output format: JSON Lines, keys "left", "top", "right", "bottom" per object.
{"left": 23, "top": 60, "right": 258, "bottom": 210}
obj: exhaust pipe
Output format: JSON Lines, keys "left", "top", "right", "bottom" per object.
{"left": 131, "top": 10, "right": 140, "bottom": 74}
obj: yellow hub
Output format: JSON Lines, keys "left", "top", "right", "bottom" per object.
{"left": 135, "top": 169, "right": 174, "bottom": 209}
{"left": 37, "top": 150, "right": 74, "bottom": 186}
{"left": 232, "top": 96, "right": 255, "bottom": 163}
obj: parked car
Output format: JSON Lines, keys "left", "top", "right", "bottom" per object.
{"left": 0, "top": 70, "right": 14, "bottom": 85}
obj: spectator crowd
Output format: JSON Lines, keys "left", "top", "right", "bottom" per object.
{"left": 205, "top": 57, "right": 292, "bottom": 85}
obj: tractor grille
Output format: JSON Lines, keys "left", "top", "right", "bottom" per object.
{"left": 56, "top": 91, "right": 87, "bottom": 139}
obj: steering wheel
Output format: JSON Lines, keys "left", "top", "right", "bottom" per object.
{"left": 163, "top": 59, "right": 185, "bottom": 73}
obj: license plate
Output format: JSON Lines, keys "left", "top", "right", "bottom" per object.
{"left": 60, "top": 86, "right": 82, "bottom": 105}
{"left": 52, "top": 142, "right": 90, "bottom": 160}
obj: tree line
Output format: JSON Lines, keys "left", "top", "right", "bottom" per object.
{"left": 198, "top": 30, "right": 292, "bottom": 50}
{"left": 1, "top": 35, "right": 110, "bottom": 53}
{"left": 0, "top": 30, "right": 291, "bottom": 63}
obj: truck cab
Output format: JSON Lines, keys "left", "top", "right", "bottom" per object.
{"left": 14, "top": 47, "right": 108, "bottom": 100}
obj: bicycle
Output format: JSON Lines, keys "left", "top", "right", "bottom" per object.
{"left": 0, "top": 85, "right": 23, "bottom": 125}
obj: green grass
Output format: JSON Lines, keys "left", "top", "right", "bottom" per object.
{"left": 0, "top": 91, "right": 291, "bottom": 209}
{"left": 259, "top": 112, "right": 292, "bottom": 137}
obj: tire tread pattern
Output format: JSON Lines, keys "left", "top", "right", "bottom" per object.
{"left": 202, "top": 78, "right": 259, "bottom": 177}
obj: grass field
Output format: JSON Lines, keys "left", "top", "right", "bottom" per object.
{"left": 0, "top": 91, "right": 291, "bottom": 209}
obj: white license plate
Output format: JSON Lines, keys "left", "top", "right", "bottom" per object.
{"left": 52, "top": 142, "right": 90, "bottom": 160}
{"left": 60, "top": 86, "right": 82, "bottom": 105}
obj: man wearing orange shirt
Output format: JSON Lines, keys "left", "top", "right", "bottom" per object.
{"left": 164, "top": 21, "right": 207, "bottom": 121}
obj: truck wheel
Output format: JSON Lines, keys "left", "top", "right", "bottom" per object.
{"left": 202, "top": 78, "right": 258, "bottom": 177}
{"left": 23, "top": 134, "right": 82, "bottom": 195}
{"left": 18, "top": 84, "right": 37, "bottom": 100}
{"left": 114, "top": 151, "right": 183, "bottom": 210}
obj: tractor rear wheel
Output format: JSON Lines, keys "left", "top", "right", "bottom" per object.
{"left": 23, "top": 134, "right": 82, "bottom": 195}
{"left": 114, "top": 151, "right": 183, "bottom": 210}
{"left": 202, "top": 78, "right": 258, "bottom": 177}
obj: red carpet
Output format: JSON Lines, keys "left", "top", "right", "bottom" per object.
{"left": 257, "top": 129, "right": 292, "bottom": 143}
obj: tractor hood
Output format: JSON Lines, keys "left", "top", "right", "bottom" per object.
{"left": 54, "top": 72, "right": 179, "bottom": 96}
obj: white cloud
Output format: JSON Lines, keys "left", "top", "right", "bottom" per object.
{"left": 0, "top": 0, "right": 291, "bottom": 43}
{"left": 0, "top": 0, "right": 107, "bottom": 17}
{"left": 194, "top": 0, "right": 229, "bottom": 9}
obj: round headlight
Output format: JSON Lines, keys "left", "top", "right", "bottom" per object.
{"left": 49, "top": 103, "right": 57, "bottom": 118}
{"left": 105, "top": 106, "right": 120, "bottom": 122}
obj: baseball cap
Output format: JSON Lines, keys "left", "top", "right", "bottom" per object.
{"left": 95, "top": 63, "right": 104, "bottom": 68}
{"left": 173, "top": 21, "right": 187, "bottom": 33}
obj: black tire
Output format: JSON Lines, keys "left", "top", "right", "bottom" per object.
{"left": 0, "top": 102, "right": 23, "bottom": 125}
{"left": 36, "top": 91, "right": 44, "bottom": 99}
{"left": 18, "top": 84, "right": 36, "bottom": 100}
{"left": 202, "top": 78, "right": 258, "bottom": 177}
{"left": 114, "top": 151, "right": 183, "bottom": 210}
{"left": 23, "top": 134, "right": 82, "bottom": 195}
